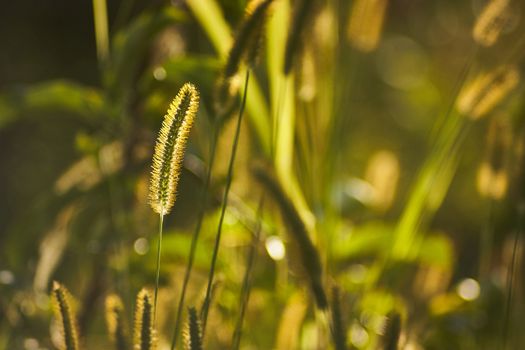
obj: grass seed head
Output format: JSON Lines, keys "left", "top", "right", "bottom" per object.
{"left": 473, "top": 0, "right": 512, "bottom": 47}
{"left": 51, "top": 281, "right": 80, "bottom": 350}
{"left": 183, "top": 307, "right": 203, "bottom": 350}
{"left": 456, "top": 65, "right": 520, "bottom": 119}
{"left": 105, "top": 294, "right": 129, "bottom": 350}
{"left": 149, "top": 83, "right": 199, "bottom": 216}
{"left": 133, "top": 289, "right": 157, "bottom": 350}
{"left": 284, "top": 0, "right": 317, "bottom": 74}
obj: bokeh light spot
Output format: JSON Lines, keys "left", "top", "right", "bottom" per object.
{"left": 265, "top": 236, "right": 286, "bottom": 261}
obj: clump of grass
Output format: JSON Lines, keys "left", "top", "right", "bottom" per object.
{"left": 172, "top": 1, "right": 272, "bottom": 344}
{"left": 51, "top": 281, "right": 80, "bottom": 350}
{"left": 347, "top": 0, "right": 389, "bottom": 52}
{"left": 148, "top": 82, "right": 199, "bottom": 321}
{"left": 473, "top": 0, "right": 512, "bottom": 47}
{"left": 253, "top": 165, "right": 327, "bottom": 309}
{"left": 105, "top": 294, "right": 129, "bottom": 350}
{"left": 456, "top": 65, "right": 520, "bottom": 119}
{"left": 183, "top": 307, "right": 203, "bottom": 350}
{"left": 133, "top": 289, "right": 157, "bottom": 350}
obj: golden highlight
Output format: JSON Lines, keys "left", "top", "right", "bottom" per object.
{"left": 347, "top": 0, "right": 389, "bottom": 52}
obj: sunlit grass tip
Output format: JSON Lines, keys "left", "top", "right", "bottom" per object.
{"left": 473, "top": 0, "right": 512, "bottom": 47}
{"left": 183, "top": 307, "right": 203, "bottom": 350}
{"left": 456, "top": 65, "right": 520, "bottom": 119}
{"left": 105, "top": 294, "right": 129, "bottom": 350}
{"left": 134, "top": 288, "right": 157, "bottom": 350}
{"left": 149, "top": 83, "right": 200, "bottom": 216}
{"left": 51, "top": 281, "right": 80, "bottom": 350}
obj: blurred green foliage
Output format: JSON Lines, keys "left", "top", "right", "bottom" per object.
{"left": 0, "top": 0, "right": 524, "bottom": 349}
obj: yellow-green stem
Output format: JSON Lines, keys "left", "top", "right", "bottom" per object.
{"left": 201, "top": 69, "right": 250, "bottom": 333}
{"left": 154, "top": 212, "right": 164, "bottom": 323}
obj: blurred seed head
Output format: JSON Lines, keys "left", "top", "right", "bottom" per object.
{"left": 347, "top": 0, "right": 389, "bottom": 52}
{"left": 473, "top": 0, "right": 513, "bottom": 47}
{"left": 477, "top": 116, "right": 512, "bottom": 199}
{"left": 457, "top": 65, "right": 520, "bottom": 119}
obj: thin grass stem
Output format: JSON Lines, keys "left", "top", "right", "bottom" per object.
{"left": 171, "top": 127, "right": 219, "bottom": 350}
{"left": 502, "top": 225, "right": 522, "bottom": 349}
{"left": 231, "top": 197, "right": 264, "bottom": 350}
{"left": 201, "top": 69, "right": 251, "bottom": 333}
{"left": 154, "top": 212, "right": 164, "bottom": 323}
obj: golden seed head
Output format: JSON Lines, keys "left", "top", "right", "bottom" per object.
{"left": 473, "top": 0, "right": 512, "bottom": 47}
{"left": 51, "top": 282, "right": 80, "bottom": 350}
{"left": 149, "top": 83, "right": 200, "bottom": 216}
{"left": 347, "top": 0, "right": 389, "bottom": 52}
{"left": 133, "top": 289, "right": 157, "bottom": 350}
{"left": 456, "top": 65, "right": 520, "bottom": 119}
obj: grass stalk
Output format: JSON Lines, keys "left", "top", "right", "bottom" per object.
{"left": 153, "top": 212, "right": 164, "bottom": 323}
{"left": 502, "top": 226, "right": 522, "bottom": 349}
{"left": 171, "top": 127, "right": 219, "bottom": 350}
{"left": 231, "top": 197, "right": 264, "bottom": 350}
{"left": 92, "top": 0, "right": 109, "bottom": 65}
{"left": 201, "top": 69, "right": 251, "bottom": 333}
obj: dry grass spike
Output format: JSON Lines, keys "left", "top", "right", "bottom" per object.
{"left": 473, "top": 0, "right": 512, "bottom": 47}
{"left": 51, "top": 281, "right": 80, "bottom": 350}
{"left": 133, "top": 289, "right": 157, "bottom": 350}
{"left": 149, "top": 83, "right": 200, "bottom": 216}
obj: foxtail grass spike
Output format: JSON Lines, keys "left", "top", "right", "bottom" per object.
{"left": 456, "top": 65, "right": 519, "bottom": 120}
{"left": 253, "top": 166, "right": 327, "bottom": 309}
{"left": 134, "top": 289, "right": 157, "bottom": 350}
{"left": 347, "top": 0, "right": 389, "bottom": 52}
{"left": 105, "top": 294, "right": 129, "bottom": 350}
{"left": 51, "top": 281, "right": 80, "bottom": 350}
{"left": 149, "top": 83, "right": 200, "bottom": 216}
{"left": 381, "top": 312, "right": 401, "bottom": 350}
{"left": 473, "top": 0, "right": 512, "bottom": 47}
{"left": 330, "top": 287, "right": 346, "bottom": 350}
{"left": 183, "top": 307, "right": 203, "bottom": 350}
{"left": 284, "top": 0, "right": 316, "bottom": 74}
{"left": 214, "top": 0, "right": 274, "bottom": 117}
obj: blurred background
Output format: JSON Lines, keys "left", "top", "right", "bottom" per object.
{"left": 0, "top": 0, "right": 524, "bottom": 349}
